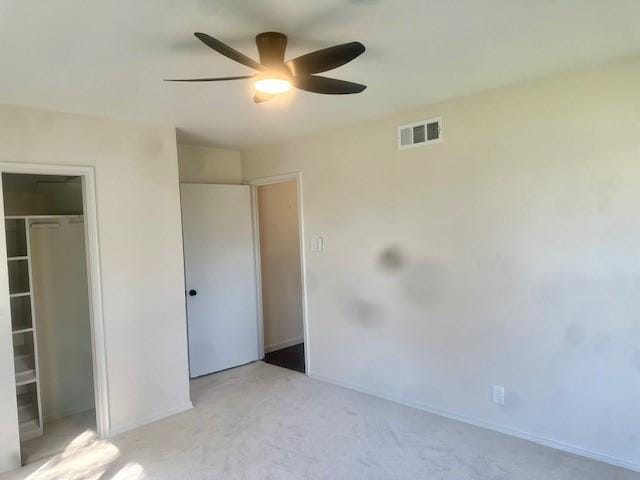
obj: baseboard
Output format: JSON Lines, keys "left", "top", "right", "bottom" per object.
{"left": 265, "top": 336, "right": 304, "bottom": 354}
{"left": 44, "top": 405, "right": 94, "bottom": 423}
{"left": 308, "top": 371, "right": 639, "bottom": 473}
{"left": 108, "top": 401, "right": 194, "bottom": 437}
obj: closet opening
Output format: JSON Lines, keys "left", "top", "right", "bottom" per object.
{"left": 2, "top": 172, "right": 97, "bottom": 465}
{"left": 252, "top": 176, "right": 308, "bottom": 374}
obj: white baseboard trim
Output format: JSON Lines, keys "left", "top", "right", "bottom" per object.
{"left": 44, "top": 405, "right": 95, "bottom": 423}
{"left": 264, "top": 336, "right": 304, "bottom": 354}
{"left": 108, "top": 401, "right": 194, "bottom": 437}
{"left": 308, "top": 371, "right": 639, "bottom": 473}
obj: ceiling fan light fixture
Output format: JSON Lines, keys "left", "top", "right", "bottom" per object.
{"left": 166, "top": 32, "right": 366, "bottom": 102}
{"left": 254, "top": 77, "right": 292, "bottom": 94}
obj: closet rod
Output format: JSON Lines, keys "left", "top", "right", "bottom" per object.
{"left": 5, "top": 214, "right": 84, "bottom": 220}
{"left": 30, "top": 223, "right": 61, "bottom": 230}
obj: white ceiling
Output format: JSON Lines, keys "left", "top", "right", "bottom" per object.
{"left": 1, "top": 0, "right": 639, "bottom": 148}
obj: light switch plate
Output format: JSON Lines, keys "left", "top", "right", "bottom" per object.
{"left": 492, "top": 385, "right": 505, "bottom": 406}
{"left": 312, "top": 237, "right": 324, "bottom": 252}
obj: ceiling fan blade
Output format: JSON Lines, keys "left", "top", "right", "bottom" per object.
{"left": 194, "top": 32, "right": 265, "bottom": 71}
{"left": 164, "top": 75, "right": 254, "bottom": 82}
{"left": 254, "top": 92, "right": 276, "bottom": 103}
{"left": 287, "top": 42, "right": 365, "bottom": 75}
{"left": 293, "top": 75, "right": 366, "bottom": 94}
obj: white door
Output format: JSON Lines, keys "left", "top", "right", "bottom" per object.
{"left": 180, "top": 184, "right": 259, "bottom": 377}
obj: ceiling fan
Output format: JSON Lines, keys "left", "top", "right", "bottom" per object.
{"left": 165, "top": 32, "right": 366, "bottom": 103}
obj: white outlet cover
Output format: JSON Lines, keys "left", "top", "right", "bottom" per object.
{"left": 492, "top": 385, "right": 505, "bottom": 406}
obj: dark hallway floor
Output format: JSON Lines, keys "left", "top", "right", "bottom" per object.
{"left": 263, "top": 343, "right": 305, "bottom": 373}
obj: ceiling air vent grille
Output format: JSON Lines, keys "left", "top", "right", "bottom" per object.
{"left": 398, "top": 117, "right": 442, "bottom": 150}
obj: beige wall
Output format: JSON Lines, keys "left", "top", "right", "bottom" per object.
{"left": 242, "top": 57, "right": 640, "bottom": 469}
{"left": 178, "top": 144, "right": 242, "bottom": 184}
{"left": 257, "top": 181, "right": 304, "bottom": 352}
{"left": 0, "top": 104, "right": 191, "bottom": 472}
{"left": 30, "top": 219, "right": 94, "bottom": 422}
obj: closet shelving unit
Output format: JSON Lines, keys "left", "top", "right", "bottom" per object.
{"left": 6, "top": 215, "right": 71, "bottom": 442}
{"left": 6, "top": 214, "right": 84, "bottom": 442}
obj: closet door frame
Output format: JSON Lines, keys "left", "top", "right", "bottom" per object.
{"left": 0, "top": 162, "right": 109, "bottom": 446}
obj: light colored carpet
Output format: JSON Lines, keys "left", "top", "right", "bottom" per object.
{"left": 1, "top": 362, "right": 636, "bottom": 479}
{"left": 20, "top": 410, "right": 96, "bottom": 465}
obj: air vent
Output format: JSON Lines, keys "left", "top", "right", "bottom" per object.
{"left": 397, "top": 117, "right": 442, "bottom": 150}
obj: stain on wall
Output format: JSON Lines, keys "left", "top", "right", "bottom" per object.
{"left": 378, "top": 246, "right": 406, "bottom": 273}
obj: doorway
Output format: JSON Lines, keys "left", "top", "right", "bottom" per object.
{"left": 0, "top": 164, "right": 108, "bottom": 469}
{"left": 251, "top": 175, "right": 307, "bottom": 374}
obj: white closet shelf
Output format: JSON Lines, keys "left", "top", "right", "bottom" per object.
{"left": 12, "top": 327, "right": 33, "bottom": 334}
{"left": 17, "top": 392, "right": 35, "bottom": 412}
{"left": 14, "top": 364, "right": 35, "bottom": 376}
{"left": 14, "top": 348, "right": 33, "bottom": 361}
{"left": 18, "top": 404, "right": 38, "bottom": 425}
{"left": 6, "top": 214, "right": 45, "bottom": 442}
{"left": 17, "top": 390, "right": 33, "bottom": 405}
{"left": 14, "top": 347, "right": 35, "bottom": 373}
{"left": 19, "top": 419, "right": 40, "bottom": 438}
{"left": 17, "top": 394, "right": 41, "bottom": 440}
{"left": 15, "top": 370, "right": 37, "bottom": 386}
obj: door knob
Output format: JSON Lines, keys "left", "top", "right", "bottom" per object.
{"left": 188, "top": 289, "right": 197, "bottom": 297}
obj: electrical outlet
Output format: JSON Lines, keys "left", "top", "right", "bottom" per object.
{"left": 492, "top": 385, "right": 505, "bottom": 406}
